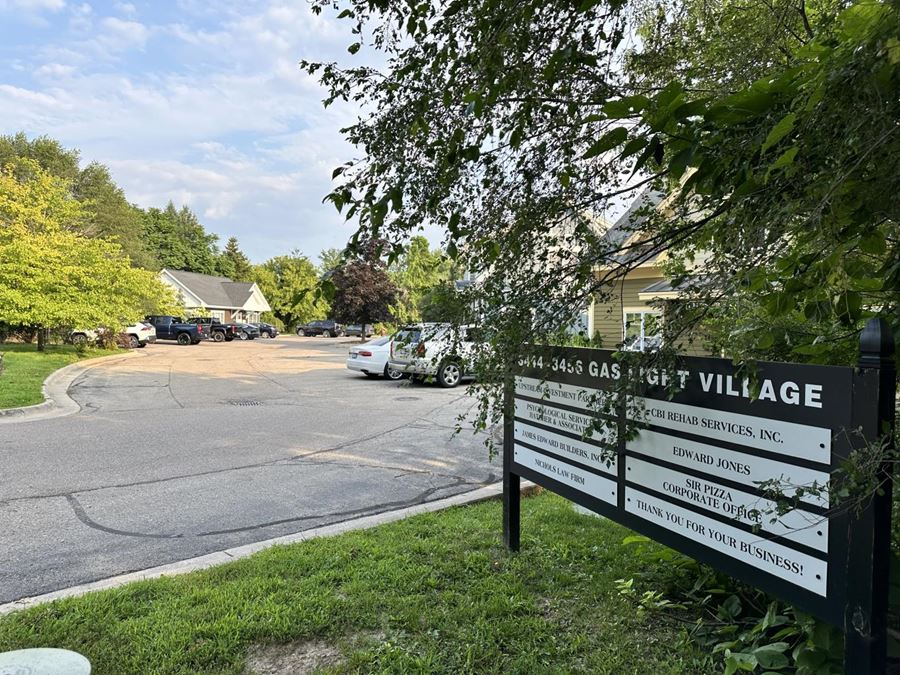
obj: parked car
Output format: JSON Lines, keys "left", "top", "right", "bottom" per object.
{"left": 145, "top": 315, "right": 207, "bottom": 345}
{"left": 71, "top": 321, "right": 157, "bottom": 349}
{"left": 346, "top": 336, "right": 404, "bottom": 380}
{"left": 253, "top": 322, "right": 279, "bottom": 338}
{"left": 388, "top": 323, "right": 478, "bottom": 388}
{"left": 296, "top": 319, "right": 343, "bottom": 337}
{"left": 186, "top": 317, "right": 240, "bottom": 342}
{"left": 344, "top": 324, "right": 374, "bottom": 338}
{"left": 236, "top": 323, "right": 260, "bottom": 340}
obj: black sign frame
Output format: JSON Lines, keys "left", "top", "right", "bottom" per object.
{"left": 502, "top": 318, "right": 895, "bottom": 674}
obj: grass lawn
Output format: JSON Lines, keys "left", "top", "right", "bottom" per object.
{"left": 0, "top": 493, "right": 712, "bottom": 674}
{"left": 0, "top": 343, "right": 106, "bottom": 409}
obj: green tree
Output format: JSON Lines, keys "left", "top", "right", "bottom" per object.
{"left": 0, "top": 161, "right": 176, "bottom": 350}
{"left": 626, "top": 0, "right": 843, "bottom": 96}
{"left": 221, "top": 236, "right": 253, "bottom": 281}
{"left": 0, "top": 133, "right": 156, "bottom": 267}
{"left": 0, "top": 132, "right": 80, "bottom": 184}
{"left": 253, "top": 252, "right": 328, "bottom": 330}
{"left": 73, "top": 162, "right": 157, "bottom": 269}
{"left": 318, "top": 247, "right": 345, "bottom": 276}
{"left": 142, "top": 202, "right": 222, "bottom": 275}
{"left": 390, "top": 235, "right": 452, "bottom": 323}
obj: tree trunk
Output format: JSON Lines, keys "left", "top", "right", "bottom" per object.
{"left": 36, "top": 327, "right": 46, "bottom": 352}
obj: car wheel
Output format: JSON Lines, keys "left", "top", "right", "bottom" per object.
{"left": 322, "top": 330, "right": 332, "bottom": 338}
{"left": 212, "top": 331, "right": 225, "bottom": 342}
{"left": 261, "top": 331, "right": 270, "bottom": 338}
{"left": 296, "top": 329, "right": 305, "bottom": 336}
{"left": 239, "top": 331, "right": 249, "bottom": 340}
{"left": 437, "top": 361, "right": 462, "bottom": 388}
{"left": 128, "top": 334, "right": 140, "bottom": 349}
{"left": 72, "top": 334, "right": 88, "bottom": 345}
{"left": 177, "top": 332, "right": 191, "bottom": 345}
{"left": 384, "top": 364, "right": 404, "bottom": 381}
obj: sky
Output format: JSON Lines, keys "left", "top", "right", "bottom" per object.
{"left": 0, "top": 0, "right": 372, "bottom": 263}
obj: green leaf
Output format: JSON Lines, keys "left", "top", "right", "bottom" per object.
{"left": 765, "top": 292, "right": 795, "bottom": 316}
{"left": 757, "top": 331, "right": 775, "bottom": 349}
{"left": 858, "top": 231, "right": 886, "bottom": 254}
{"left": 448, "top": 211, "right": 461, "bottom": 235}
{"left": 724, "top": 652, "right": 758, "bottom": 675}
{"left": 347, "top": 42, "right": 361, "bottom": 55}
{"left": 833, "top": 290, "right": 862, "bottom": 321}
{"left": 761, "top": 113, "right": 797, "bottom": 154}
{"left": 672, "top": 99, "right": 708, "bottom": 119}
{"left": 668, "top": 147, "right": 695, "bottom": 178}
{"left": 583, "top": 127, "right": 628, "bottom": 158}
{"left": 620, "top": 137, "right": 648, "bottom": 159}
{"left": 622, "top": 535, "right": 651, "bottom": 545}
{"left": 602, "top": 95, "right": 650, "bottom": 119}
{"left": 770, "top": 147, "right": 798, "bottom": 170}
{"left": 754, "top": 644, "right": 790, "bottom": 669}
{"left": 656, "top": 80, "right": 683, "bottom": 109}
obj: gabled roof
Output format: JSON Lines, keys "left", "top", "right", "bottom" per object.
{"left": 163, "top": 269, "right": 258, "bottom": 310}
{"left": 605, "top": 188, "right": 666, "bottom": 250}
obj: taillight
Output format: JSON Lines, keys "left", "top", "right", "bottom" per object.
{"left": 359, "top": 350, "right": 373, "bottom": 357}
{"left": 416, "top": 342, "right": 426, "bottom": 357}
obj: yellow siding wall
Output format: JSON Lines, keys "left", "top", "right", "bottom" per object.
{"left": 592, "top": 277, "right": 662, "bottom": 347}
{"left": 592, "top": 275, "right": 713, "bottom": 355}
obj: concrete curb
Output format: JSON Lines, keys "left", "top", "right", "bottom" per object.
{"left": 0, "top": 481, "right": 539, "bottom": 615}
{"left": 0, "top": 350, "right": 142, "bottom": 425}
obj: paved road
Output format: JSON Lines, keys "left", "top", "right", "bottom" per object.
{"left": 0, "top": 336, "right": 498, "bottom": 604}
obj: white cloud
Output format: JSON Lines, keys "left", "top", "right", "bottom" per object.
{"left": 33, "top": 62, "right": 76, "bottom": 78}
{"left": 97, "top": 17, "right": 150, "bottom": 50}
{"left": 0, "top": 0, "right": 66, "bottom": 11}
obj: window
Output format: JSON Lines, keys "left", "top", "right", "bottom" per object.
{"left": 623, "top": 310, "right": 661, "bottom": 351}
{"left": 210, "top": 310, "right": 225, "bottom": 322}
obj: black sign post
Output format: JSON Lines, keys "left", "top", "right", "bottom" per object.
{"left": 502, "top": 318, "right": 896, "bottom": 674}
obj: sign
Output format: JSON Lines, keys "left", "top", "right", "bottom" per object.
{"left": 502, "top": 320, "right": 895, "bottom": 674}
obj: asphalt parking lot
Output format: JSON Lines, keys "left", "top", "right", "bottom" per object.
{"left": 0, "top": 336, "right": 498, "bottom": 604}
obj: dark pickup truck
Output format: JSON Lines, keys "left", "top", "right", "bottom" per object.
{"left": 145, "top": 316, "right": 207, "bottom": 345}
{"left": 187, "top": 317, "right": 240, "bottom": 342}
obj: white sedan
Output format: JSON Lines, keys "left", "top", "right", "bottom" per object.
{"left": 346, "top": 336, "right": 404, "bottom": 380}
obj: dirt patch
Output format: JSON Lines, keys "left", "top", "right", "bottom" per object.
{"left": 245, "top": 639, "right": 344, "bottom": 674}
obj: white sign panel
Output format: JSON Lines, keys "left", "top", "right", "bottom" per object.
{"left": 513, "top": 398, "right": 613, "bottom": 444}
{"left": 627, "top": 429, "right": 829, "bottom": 507}
{"left": 515, "top": 421, "right": 617, "bottom": 475}
{"left": 514, "top": 445, "right": 617, "bottom": 506}
{"left": 626, "top": 457, "right": 828, "bottom": 552}
{"left": 626, "top": 488, "right": 827, "bottom": 596}
{"left": 515, "top": 376, "right": 610, "bottom": 413}
{"left": 631, "top": 396, "right": 831, "bottom": 463}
